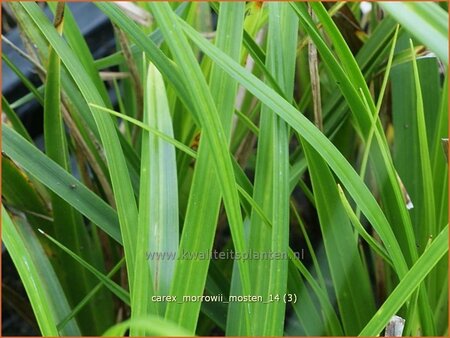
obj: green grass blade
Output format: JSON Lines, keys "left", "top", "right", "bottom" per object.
{"left": 96, "top": 3, "right": 202, "bottom": 127}
{"left": 391, "top": 46, "right": 443, "bottom": 249}
{"left": 288, "top": 251, "right": 344, "bottom": 335}
{"left": 163, "top": 3, "right": 245, "bottom": 333}
{"left": 291, "top": 2, "right": 418, "bottom": 267}
{"left": 289, "top": 2, "right": 372, "bottom": 133}
{"left": 303, "top": 143, "right": 376, "bottom": 334}
{"left": 43, "top": 8, "right": 104, "bottom": 331}
{"left": 287, "top": 264, "right": 326, "bottom": 335}
{"left": 358, "top": 25, "right": 400, "bottom": 193}
{"left": 57, "top": 258, "right": 125, "bottom": 332}
{"left": 38, "top": 229, "right": 130, "bottom": 305}
{"left": 20, "top": 2, "right": 139, "bottom": 284}
{"left": 338, "top": 185, "right": 392, "bottom": 267}
{"left": 233, "top": 169, "right": 343, "bottom": 335}
{"left": 409, "top": 42, "right": 441, "bottom": 334}
{"left": 4, "top": 4, "right": 448, "bottom": 335}
{"left": 239, "top": 3, "right": 295, "bottom": 335}
{"left": 178, "top": 16, "right": 409, "bottom": 278}
{"left": 431, "top": 74, "right": 448, "bottom": 231}
{"left": 48, "top": 2, "right": 111, "bottom": 107}
{"left": 310, "top": 2, "right": 373, "bottom": 111}
{"left": 148, "top": 4, "right": 252, "bottom": 334}
{"left": 429, "top": 73, "right": 448, "bottom": 333}
{"left": 2, "top": 156, "right": 52, "bottom": 234}
{"left": 2, "top": 96, "right": 33, "bottom": 143}
{"left": 102, "top": 316, "right": 192, "bottom": 336}
{"left": 97, "top": 3, "right": 255, "bottom": 333}
{"left": 88, "top": 104, "right": 196, "bottom": 158}
{"left": 359, "top": 225, "right": 449, "bottom": 336}
{"left": 2, "top": 208, "right": 80, "bottom": 336}
{"left": 165, "top": 140, "right": 222, "bottom": 333}
{"left": 2, "top": 54, "right": 44, "bottom": 105}
{"left": 379, "top": 2, "right": 448, "bottom": 64}
{"left": 93, "top": 3, "right": 190, "bottom": 70}
{"left": 410, "top": 40, "right": 437, "bottom": 238}
{"left": 132, "top": 62, "right": 179, "bottom": 332}
{"left": 7, "top": 2, "right": 49, "bottom": 62}
{"left": 2, "top": 125, "right": 121, "bottom": 244}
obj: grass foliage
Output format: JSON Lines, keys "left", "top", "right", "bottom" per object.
{"left": 2, "top": 2, "right": 448, "bottom": 336}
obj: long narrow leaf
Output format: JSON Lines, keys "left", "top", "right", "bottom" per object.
{"left": 380, "top": 2, "right": 448, "bottom": 64}
{"left": 359, "top": 225, "right": 449, "bottom": 336}
{"left": 20, "top": 2, "right": 139, "bottom": 284}
{"left": 2, "top": 125, "right": 121, "bottom": 244}
{"left": 178, "top": 16, "right": 409, "bottom": 279}
{"left": 3, "top": 208, "right": 80, "bottom": 336}
{"left": 164, "top": 3, "right": 246, "bottom": 333}
{"left": 38, "top": 229, "right": 130, "bottom": 305}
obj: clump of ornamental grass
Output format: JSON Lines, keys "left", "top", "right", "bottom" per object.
{"left": 2, "top": 2, "right": 448, "bottom": 336}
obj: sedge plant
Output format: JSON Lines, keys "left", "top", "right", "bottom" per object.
{"left": 1, "top": 1, "right": 448, "bottom": 336}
